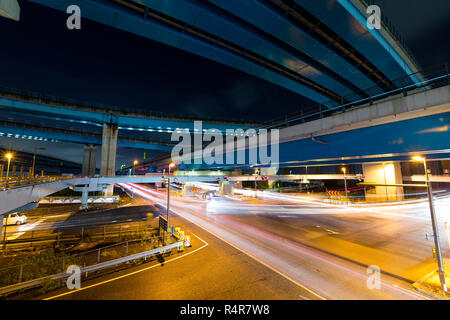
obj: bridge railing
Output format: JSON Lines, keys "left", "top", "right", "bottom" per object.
{"left": 260, "top": 61, "right": 450, "bottom": 130}
{"left": 0, "top": 175, "right": 74, "bottom": 191}
{"left": 0, "top": 86, "right": 254, "bottom": 124}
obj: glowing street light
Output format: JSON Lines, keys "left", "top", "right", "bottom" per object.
{"left": 341, "top": 167, "right": 348, "bottom": 196}
{"left": 166, "top": 162, "right": 176, "bottom": 232}
{"left": 413, "top": 155, "right": 448, "bottom": 292}
{"left": 133, "top": 160, "right": 138, "bottom": 175}
{"left": 5, "top": 153, "right": 12, "bottom": 180}
{"left": 31, "top": 147, "right": 46, "bottom": 177}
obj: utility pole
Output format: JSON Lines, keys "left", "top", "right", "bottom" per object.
{"left": 418, "top": 156, "right": 448, "bottom": 292}
{"left": 254, "top": 168, "right": 259, "bottom": 199}
{"left": 342, "top": 167, "right": 348, "bottom": 197}
{"left": 133, "top": 160, "right": 138, "bottom": 175}
{"left": 31, "top": 147, "right": 46, "bottom": 177}
{"left": 167, "top": 162, "right": 175, "bottom": 233}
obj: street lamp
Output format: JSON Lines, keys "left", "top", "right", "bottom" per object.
{"left": 413, "top": 155, "right": 448, "bottom": 292}
{"left": 133, "top": 160, "right": 138, "bottom": 175}
{"left": 341, "top": 167, "right": 348, "bottom": 196}
{"left": 5, "top": 153, "right": 12, "bottom": 180}
{"left": 254, "top": 168, "right": 259, "bottom": 198}
{"left": 166, "top": 162, "right": 175, "bottom": 232}
{"left": 31, "top": 147, "right": 46, "bottom": 178}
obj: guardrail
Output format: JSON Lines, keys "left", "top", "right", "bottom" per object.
{"left": 0, "top": 175, "right": 74, "bottom": 191}
{"left": 39, "top": 195, "right": 120, "bottom": 204}
{"left": 1, "top": 222, "right": 156, "bottom": 250}
{"left": 0, "top": 239, "right": 183, "bottom": 297}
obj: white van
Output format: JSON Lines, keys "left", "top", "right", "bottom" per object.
{"left": 3, "top": 213, "right": 27, "bottom": 225}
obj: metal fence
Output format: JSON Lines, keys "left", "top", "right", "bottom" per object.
{"left": 0, "top": 233, "right": 174, "bottom": 288}
{"left": 1, "top": 221, "right": 157, "bottom": 251}
{"left": 0, "top": 235, "right": 182, "bottom": 295}
{"left": 0, "top": 175, "right": 73, "bottom": 191}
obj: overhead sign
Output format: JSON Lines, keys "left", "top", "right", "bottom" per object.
{"left": 0, "top": 0, "right": 20, "bottom": 21}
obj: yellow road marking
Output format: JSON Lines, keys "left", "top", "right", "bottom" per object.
{"left": 43, "top": 233, "right": 208, "bottom": 300}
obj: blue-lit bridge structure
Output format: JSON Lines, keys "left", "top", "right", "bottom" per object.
{"left": 0, "top": 1, "right": 449, "bottom": 201}
{"left": 1, "top": 0, "right": 448, "bottom": 168}
{"left": 0, "top": 0, "right": 449, "bottom": 246}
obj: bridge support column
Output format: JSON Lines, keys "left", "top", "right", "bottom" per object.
{"left": 260, "top": 167, "right": 277, "bottom": 188}
{"left": 82, "top": 144, "right": 98, "bottom": 177}
{"left": 219, "top": 181, "right": 234, "bottom": 196}
{"left": 100, "top": 123, "right": 118, "bottom": 177}
{"left": 182, "top": 182, "right": 195, "bottom": 197}
{"left": 100, "top": 123, "right": 118, "bottom": 197}
{"left": 104, "top": 185, "right": 114, "bottom": 197}
{"left": 0, "top": 215, "right": 3, "bottom": 246}
{"left": 363, "top": 162, "right": 404, "bottom": 201}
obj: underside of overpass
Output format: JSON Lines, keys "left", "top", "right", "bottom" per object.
{"left": 28, "top": 0, "right": 421, "bottom": 107}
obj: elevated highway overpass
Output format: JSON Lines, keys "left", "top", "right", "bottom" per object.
{"left": 27, "top": 0, "right": 421, "bottom": 107}
{"left": 0, "top": 173, "right": 361, "bottom": 216}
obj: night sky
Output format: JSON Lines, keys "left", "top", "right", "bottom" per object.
{"left": 0, "top": 0, "right": 449, "bottom": 166}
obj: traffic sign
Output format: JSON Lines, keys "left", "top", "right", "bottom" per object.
{"left": 159, "top": 216, "right": 168, "bottom": 231}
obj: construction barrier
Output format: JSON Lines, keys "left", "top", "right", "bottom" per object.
{"left": 184, "top": 235, "right": 191, "bottom": 247}
{"left": 172, "top": 227, "right": 191, "bottom": 250}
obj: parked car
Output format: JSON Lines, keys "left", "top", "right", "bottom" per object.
{"left": 3, "top": 213, "right": 27, "bottom": 225}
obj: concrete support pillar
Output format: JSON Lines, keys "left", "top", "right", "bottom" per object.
{"left": 0, "top": 164, "right": 3, "bottom": 179}
{"left": 100, "top": 123, "right": 117, "bottom": 197}
{"left": 104, "top": 184, "right": 114, "bottom": 197}
{"left": 0, "top": 215, "right": 3, "bottom": 245}
{"left": 82, "top": 144, "right": 98, "bottom": 177}
{"left": 181, "top": 182, "right": 196, "bottom": 197}
{"left": 363, "top": 162, "right": 404, "bottom": 201}
{"left": 11, "top": 165, "right": 16, "bottom": 177}
{"left": 81, "top": 186, "right": 88, "bottom": 210}
{"left": 0, "top": 0, "right": 20, "bottom": 21}
{"left": 219, "top": 181, "right": 233, "bottom": 196}
{"left": 260, "top": 167, "right": 277, "bottom": 189}
{"left": 100, "top": 123, "right": 118, "bottom": 177}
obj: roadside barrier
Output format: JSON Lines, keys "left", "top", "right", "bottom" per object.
{"left": 0, "top": 240, "right": 182, "bottom": 297}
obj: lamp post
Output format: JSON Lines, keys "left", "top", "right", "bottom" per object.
{"left": 382, "top": 162, "right": 389, "bottom": 201}
{"left": 31, "top": 147, "right": 46, "bottom": 178}
{"left": 254, "top": 168, "right": 259, "bottom": 198}
{"left": 133, "top": 160, "right": 138, "bottom": 175}
{"left": 341, "top": 167, "right": 348, "bottom": 196}
{"left": 413, "top": 155, "right": 447, "bottom": 293}
{"left": 166, "top": 162, "right": 175, "bottom": 232}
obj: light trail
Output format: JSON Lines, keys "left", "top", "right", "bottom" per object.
{"left": 121, "top": 183, "right": 432, "bottom": 300}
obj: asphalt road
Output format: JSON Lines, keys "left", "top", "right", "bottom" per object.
{"left": 38, "top": 200, "right": 312, "bottom": 300}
